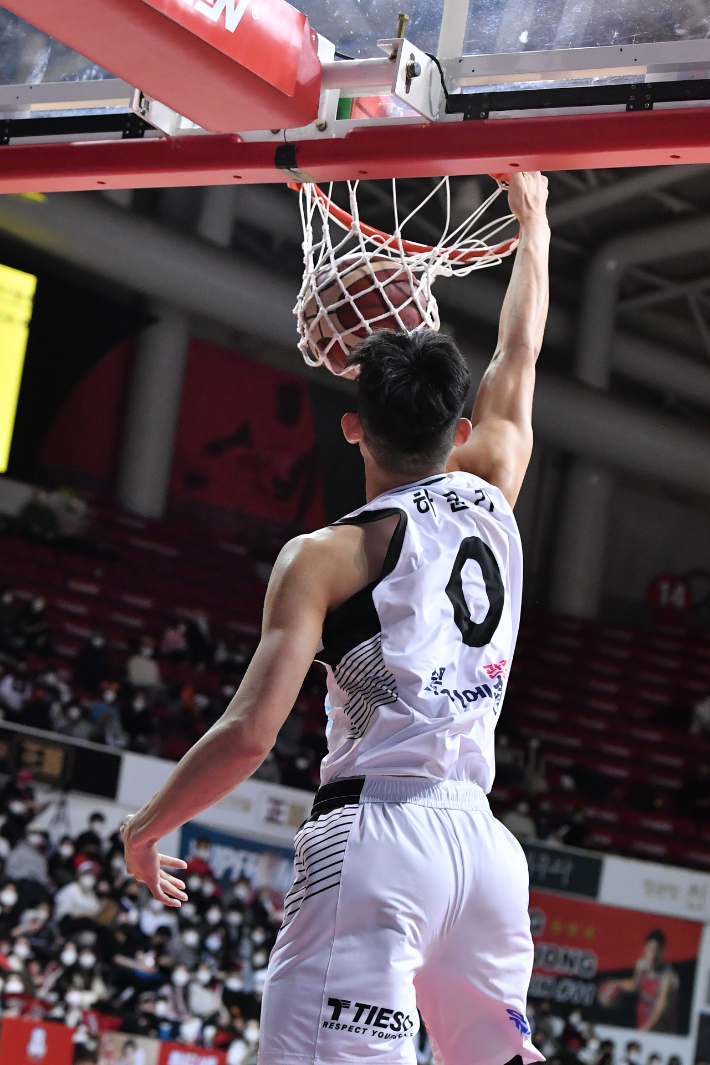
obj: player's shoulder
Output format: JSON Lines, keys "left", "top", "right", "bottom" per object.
{"left": 275, "top": 524, "right": 363, "bottom": 572}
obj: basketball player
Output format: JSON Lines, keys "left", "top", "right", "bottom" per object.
{"left": 121, "top": 170, "right": 550, "bottom": 1065}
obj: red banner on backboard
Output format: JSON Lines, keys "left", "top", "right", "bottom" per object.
{"left": 0, "top": 1017, "right": 74, "bottom": 1065}
{"left": 142, "top": 0, "right": 307, "bottom": 96}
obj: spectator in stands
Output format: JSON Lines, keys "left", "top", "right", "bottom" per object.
{"left": 691, "top": 694, "right": 710, "bottom": 735}
{"left": 558, "top": 810, "right": 590, "bottom": 850}
{"left": 19, "top": 490, "right": 60, "bottom": 542}
{"left": 16, "top": 596, "right": 51, "bottom": 656}
{"left": 501, "top": 800, "right": 537, "bottom": 840}
{"left": 185, "top": 610, "right": 214, "bottom": 667}
{"left": 49, "top": 836, "right": 77, "bottom": 889}
{"left": 5, "top": 828, "right": 49, "bottom": 888}
{"left": 621, "top": 1041, "right": 643, "bottom": 1065}
{"left": 74, "top": 631, "right": 111, "bottom": 691}
{"left": 74, "top": 811, "right": 107, "bottom": 861}
{"left": 252, "top": 751, "right": 281, "bottom": 785}
{"left": 54, "top": 862, "right": 102, "bottom": 933}
{"left": 52, "top": 700, "right": 93, "bottom": 740}
{"left": 127, "top": 636, "right": 162, "bottom": 691}
{"left": 0, "top": 588, "right": 17, "bottom": 653}
{"left": 90, "top": 684, "right": 127, "bottom": 748}
{"left": 0, "top": 661, "right": 31, "bottom": 716}
{"left": 282, "top": 750, "right": 316, "bottom": 791}
{"left": 160, "top": 620, "right": 188, "bottom": 661}
{"left": 494, "top": 733, "right": 524, "bottom": 786}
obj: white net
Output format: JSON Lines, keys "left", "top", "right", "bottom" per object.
{"left": 293, "top": 176, "right": 517, "bottom": 378}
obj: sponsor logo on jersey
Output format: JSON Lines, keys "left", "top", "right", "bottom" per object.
{"left": 423, "top": 667, "right": 493, "bottom": 709}
{"left": 323, "top": 998, "right": 417, "bottom": 1040}
{"left": 506, "top": 1007, "right": 531, "bottom": 1035}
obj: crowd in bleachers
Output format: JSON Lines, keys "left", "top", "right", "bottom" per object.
{"left": 0, "top": 771, "right": 284, "bottom": 1063}
{"left": 526, "top": 1009, "right": 686, "bottom": 1065}
{"left": 0, "top": 492, "right": 327, "bottom": 789}
{"left": 5, "top": 491, "right": 710, "bottom": 871}
{"left": 490, "top": 613, "right": 710, "bottom": 870}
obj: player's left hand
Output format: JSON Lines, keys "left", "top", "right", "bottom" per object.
{"left": 121, "top": 815, "right": 188, "bottom": 907}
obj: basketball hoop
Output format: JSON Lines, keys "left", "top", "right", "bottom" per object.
{"left": 291, "top": 176, "right": 518, "bottom": 378}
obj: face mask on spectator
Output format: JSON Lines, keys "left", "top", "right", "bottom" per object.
{"left": 8, "top": 801, "right": 26, "bottom": 817}
{"left": 244, "top": 1022, "right": 260, "bottom": 1045}
{"left": 234, "top": 883, "right": 250, "bottom": 902}
{"left": 79, "top": 952, "right": 96, "bottom": 969}
{"left": 195, "top": 845, "right": 210, "bottom": 860}
{"left": 172, "top": 968, "right": 190, "bottom": 987}
{"left": 111, "top": 855, "right": 125, "bottom": 871}
{"left": 13, "top": 942, "right": 31, "bottom": 960}
{"left": 79, "top": 874, "right": 96, "bottom": 891}
{"left": 187, "top": 875, "right": 202, "bottom": 893}
{"left": 205, "top": 906, "right": 221, "bottom": 925}
{"left": 140, "top": 646, "right": 153, "bottom": 658}
{"left": 5, "top": 975, "right": 24, "bottom": 995}
{"left": 182, "top": 929, "right": 200, "bottom": 948}
{"left": 180, "top": 902, "right": 197, "bottom": 919}
{"left": 252, "top": 950, "right": 268, "bottom": 969}
{"left": 133, "top": 696, "right": 147, "bottom": 713}
{"left": 90, "top": 818, "right": 104, "bottom": 833}
{"left": 226, "top": 910, "right": 243, "bottom": 927}
{"left": 0, "top": 888, "right": 18, "bottom": 908}
{"left": 67, "top": 706, "right": 82, "bottom": 722}
{"left": 59, "top": 842, "right": 74, "bottom": 858}
{"left": 196, "top": 968, "right": 212, "bottom": 985}
{"left": 251, "top": 929, "right": 266, "bottom": 946}
{"left": 225, "top": 975, "right": 243, "bottom": 991}
{"left": 205, "top": 934, "right": 222, "bottom": 953}
{"left": 201, "top": 881, "right": 216, "bottom": 898}
{"left": 66, "top": 988, "right": 83, "bottom": 1007}
{"left": 103, "top": 690, "right": 117, "bottom": 705}
{"left": 61, "top": 946, "right": 78, "bottom": 967}
{"left": 148, "top": 898, "right": 164, "bottom": 913}
{"left": 27, "top": 833, "right": 43, "bottom": 849}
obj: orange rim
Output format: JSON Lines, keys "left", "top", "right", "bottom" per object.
{"left": 289, "top": 181, "right": 518, "bottom": 264}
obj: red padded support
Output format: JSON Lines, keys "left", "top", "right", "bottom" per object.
{"left": 1, "top": 0, "right": 321, "bottom": 132}
{"left": 0, "top": 107, "right": 709, "bottom": 191}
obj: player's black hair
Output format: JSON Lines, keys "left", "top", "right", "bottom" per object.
{"left": 348, "top": 329, "right": 471, "bottom": 476}
{"left": 646, "top": 929, "right": 666, "bottom": 949}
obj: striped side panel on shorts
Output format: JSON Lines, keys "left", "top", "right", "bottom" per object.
{"left": 333, "top": 633, "right": 397, "bottom": 739}
{"left": 281, "top": 804, "right": 359, "bottom": 928}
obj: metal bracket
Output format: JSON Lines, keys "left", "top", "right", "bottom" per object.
{"left": 377, "top": 38, "right": 443, "bottom": 121}
{"left": 122, "top": 113, "right": 147, "bottom": 139}
{"left": 627, "top": 84, "right": 654, "bottom": 111}
{"left": 274, "top": 143, "right": 315, "bottom": 183}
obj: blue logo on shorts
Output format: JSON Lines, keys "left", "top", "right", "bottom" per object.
{"left": 506, "top": 1009, "right": 531, "bottom": 1036}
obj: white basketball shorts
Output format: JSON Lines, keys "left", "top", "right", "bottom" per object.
{"left": 258, "top": 776, "right": 543, "bottom": 1065}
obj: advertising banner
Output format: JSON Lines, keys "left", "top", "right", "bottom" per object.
{"left": 0, "top": 1016, "right": 74, "bottom": 1065}
{"left": 529, "top": 890, "right": 704, "bottom": 1035}
{"left": 181, "top": 821, "right": 295, "bottom": 897}
{"left": 98, "top": 1032, "right": 161, "bottom": 1065}
{"left": 158, "top": 1043, "right": 227, "bottom": 1065}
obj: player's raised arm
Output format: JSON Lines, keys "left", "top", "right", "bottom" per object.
{"left": 120, "top": 527, "right": 367, "bottom": 905}
{"left": 447, "top": 171, "right": 550, "bottom": 506}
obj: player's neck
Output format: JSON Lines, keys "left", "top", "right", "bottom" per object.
{"left": 364, "top": 459, "right": 446, "bottom": 502}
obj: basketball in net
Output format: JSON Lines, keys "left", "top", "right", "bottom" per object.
{"left": 293, "top": 177, "right": 518, "bottom": 378}
{"left": 302, "top": 254, "right": 431, "bottom": 378}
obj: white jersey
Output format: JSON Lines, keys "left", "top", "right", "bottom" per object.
{"left": 317, "top": 470, "right": 523, "bottom": 792}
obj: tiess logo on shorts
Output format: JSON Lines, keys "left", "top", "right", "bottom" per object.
{"left": 323, "top": 998, "right": 417, "bottom": 1041}
{"left": 506, "top": 1008, "right": 531, "bottom": 1036}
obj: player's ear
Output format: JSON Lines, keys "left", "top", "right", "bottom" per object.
{"left": 452, "top": 418, "right": 472, "bottom": 447}
{"left": 341, "top": 412, "right": 363, "bottom": 444}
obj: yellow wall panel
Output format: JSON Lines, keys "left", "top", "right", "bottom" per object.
{"left": 0, "top": 263, "right": 37, "bottom": 473}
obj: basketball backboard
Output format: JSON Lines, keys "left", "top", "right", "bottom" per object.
{"left": 0, "top": 0, "right": 710, "bottom": 190}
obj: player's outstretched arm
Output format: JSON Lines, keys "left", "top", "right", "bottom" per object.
{"left": 447, "top": 171, "right": 550, "bottom": 506}
{"left": 121, "top": 529, "right": 364, "bottom": 906}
